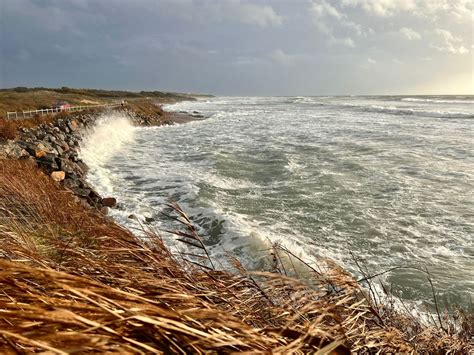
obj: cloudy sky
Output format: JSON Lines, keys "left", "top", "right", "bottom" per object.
{"left": 1, "top": 0, "right": 472, "bottom": 95}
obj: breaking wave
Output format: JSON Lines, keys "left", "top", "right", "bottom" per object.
{"left": 80, "top": 112, "right": 136, "bottom": 195}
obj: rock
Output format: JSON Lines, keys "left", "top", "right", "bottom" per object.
{"left": 64, "top": 178, "right": 79, "bottom": 189}
{"left": 58, "top": 159, "right": 75, "bottom": 174}
{"left": 68, "top": 119, "right": 79, "bottom": 131}
{"left": 50, "top": 171, "right": 66, "bottom": 182}
{"left": 76, "top": 161, "right": 89, "bottom": 173}
{"left": 21, "top": 141, "right": 55, "bottom": 157}
{"left": 128, "top": 214, "right": 136, "bottom": 219}
{"left": 0, "top": 141, "right": 29, "bottom": 159}
{"left": 72, "top": 187, "right": 91, "bottom": 197}
{"left": 56, "top": 132, "right": 66, "bottom": 141}
{"left": 47, "top": 136, "right": 57, "bottom": 144}
{"left": 60, "top": 141, "right": 70, "bottom": 151}
{"left": 35, "top": 150, "right": 46, "bottom": 158}
{"left": 101, "top": 197, "right": 117, "bottom": 208}
{"left": 145, "top": 216, "right": 155, "bottom": 223}
{"left": 88, "top": 189, "right": 102, "bottom": 205}
{"left": 37, "top": 154, "right": 59, "bottom": 171}
{"left": 55, "top": 145, "right": 64, "bottom": 155}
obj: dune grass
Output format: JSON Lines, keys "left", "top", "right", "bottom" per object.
{"left": 0, "top": 158, "right": 472, "bottom": 353}
{"left": 0, "top": 114, "right": 65, "bottom": 140}
{"left": 0, "top": 87, "right": 197, "bottom": 118}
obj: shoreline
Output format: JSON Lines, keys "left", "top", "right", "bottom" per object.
{"left": 0, "top": 102, "right": 471, "bottom": 353}
{"left": 0, "top": 102, "right": 200, "bottom": 209}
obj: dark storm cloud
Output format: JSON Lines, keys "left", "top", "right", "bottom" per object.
{"left": 0, "top": 0, "right": 472, "bottom": 94}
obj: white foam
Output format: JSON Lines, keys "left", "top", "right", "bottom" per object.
{"left": 402, "top": 97, "right": 474, "bottom": 104}
{"left": 79, "top": 112, "right": 136, "bottom": 195}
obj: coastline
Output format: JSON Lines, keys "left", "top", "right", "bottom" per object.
{"left": 0, "top": 102, "right": 200, "bottom": 209}
{"left": 0, "top": 102, "right": 471, "bottom": 353}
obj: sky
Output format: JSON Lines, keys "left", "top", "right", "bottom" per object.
{"left": 0, "top": 0, "right": 473, "bottom": 95}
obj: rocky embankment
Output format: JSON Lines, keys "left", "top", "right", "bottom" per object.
{"left": 0, "top": 105, "right": 197, "bottom": 210}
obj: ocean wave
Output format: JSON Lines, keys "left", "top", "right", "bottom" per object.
{"left": 343, "top": 104, "right": 474, "bottom": 119}
{"left": 80, "top": 112, "right": 137, "bottom": 195}
{"left": 401, "top": 97, "right": 474, "bottom": 104}
{"left": 285, "top": 97, "right": 325, "bottom": 105}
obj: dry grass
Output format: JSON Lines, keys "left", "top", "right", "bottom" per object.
{"left": 0, "top": 90, "right": 104, "bottom": 116}
{"left": 125, "top": 99, "right": 165, "bottom": 116}
{"left": 0, "top": 115, "right": 60, "bottom": 140}
{"left": 0, "top": 159, "right": 472, "bottom": 353}
{"left": 0, "top": 87, "right": 197, "bottom": 118}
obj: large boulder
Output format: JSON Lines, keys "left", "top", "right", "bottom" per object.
{"left": 0, "top": 140, "right": 30, "bottom": 159}
{"left": 20, "top": 140, "right": 57, "bottom": 158}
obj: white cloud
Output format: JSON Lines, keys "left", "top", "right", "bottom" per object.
{"left": 157, "top": 0, "right": 283, "bottom": 27}
{"left": 310, "top": 0, "right": 358, "bottom": 47}
{"left": 311, "top": 0, "right": 344, "bottom": 19}
{"left": 400, "top": 27, "right": 421, "bottom": 40}
{"left": 368, "top": 57, "right": 376, "bottom": 64}
{"left": 341, "top": 0, "right": 472, "bottom": 21}
{"left": 431, "top": 28, "right": 468, "bottom": 54}
{"left": 217, "top": 1, "right": 283, "bottom": 27}
{"left": 341, "top": 0, "right": 416, "bottom": 17}
{"left": 331, "top": 37, "right": 356, "bottom": 48}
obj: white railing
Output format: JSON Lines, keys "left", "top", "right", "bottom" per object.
{"left": 6, "top": 103, "right": 121, "bottom": 120}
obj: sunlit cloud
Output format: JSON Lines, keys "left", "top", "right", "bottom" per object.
{"left": 399, "top": 27, "right": 421, "bottom": 40}
{"left": 431, "top": 29, "right": 468, "bottom": 54}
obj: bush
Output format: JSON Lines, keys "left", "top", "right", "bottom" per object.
{"left": 0, "top": 119, "right": 18, "bottom": 140}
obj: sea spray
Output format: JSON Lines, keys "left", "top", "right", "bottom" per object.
{"left": 80, "top": 112, "right": 136, "bottom": 196}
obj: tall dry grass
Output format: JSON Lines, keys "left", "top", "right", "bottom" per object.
{"left": 0, "top": 159, "right": 472, "bottom": 353}
{"left": 0, "top": 115, "right": 60, "bottom": 140}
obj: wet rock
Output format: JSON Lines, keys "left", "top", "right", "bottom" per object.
{"left": 68, "top": 119, "right": 79, "bottom": 131}
{"left": 64, "top": 177, "right": 79, "bottom": 189}
{"left": 101, "top": 197, "right": 117, "bottom": 208}
{"left": 76, "top": 161, "right": 89, "bottom": 173}
{"left": 88, "top": 188, "right": 102, "bottom": 205}
{"left": 145, "top": 216, "right": 155, "bottom": 223}
{"left": 58, "top": 158, "right": 76, "bottom": 175}
{"left": 73, "top": 187, "right": 91, "bottom": 198}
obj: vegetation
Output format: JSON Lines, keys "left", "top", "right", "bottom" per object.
{"left": 0, "top": 87, "right": 203, "bottom": 117}
{"left": 0, "top": 158, "right": 471, "bottom": 353}
{"left": 0, "top": 113, "right": 73, "bottom": 140}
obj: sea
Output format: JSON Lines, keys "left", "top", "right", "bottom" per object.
{"left": 80, "top": 95, "right": 473, "bottom": 312}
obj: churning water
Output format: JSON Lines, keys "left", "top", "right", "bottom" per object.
{"left": 81, "top": 96, "right": 473, "bottom": 311}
